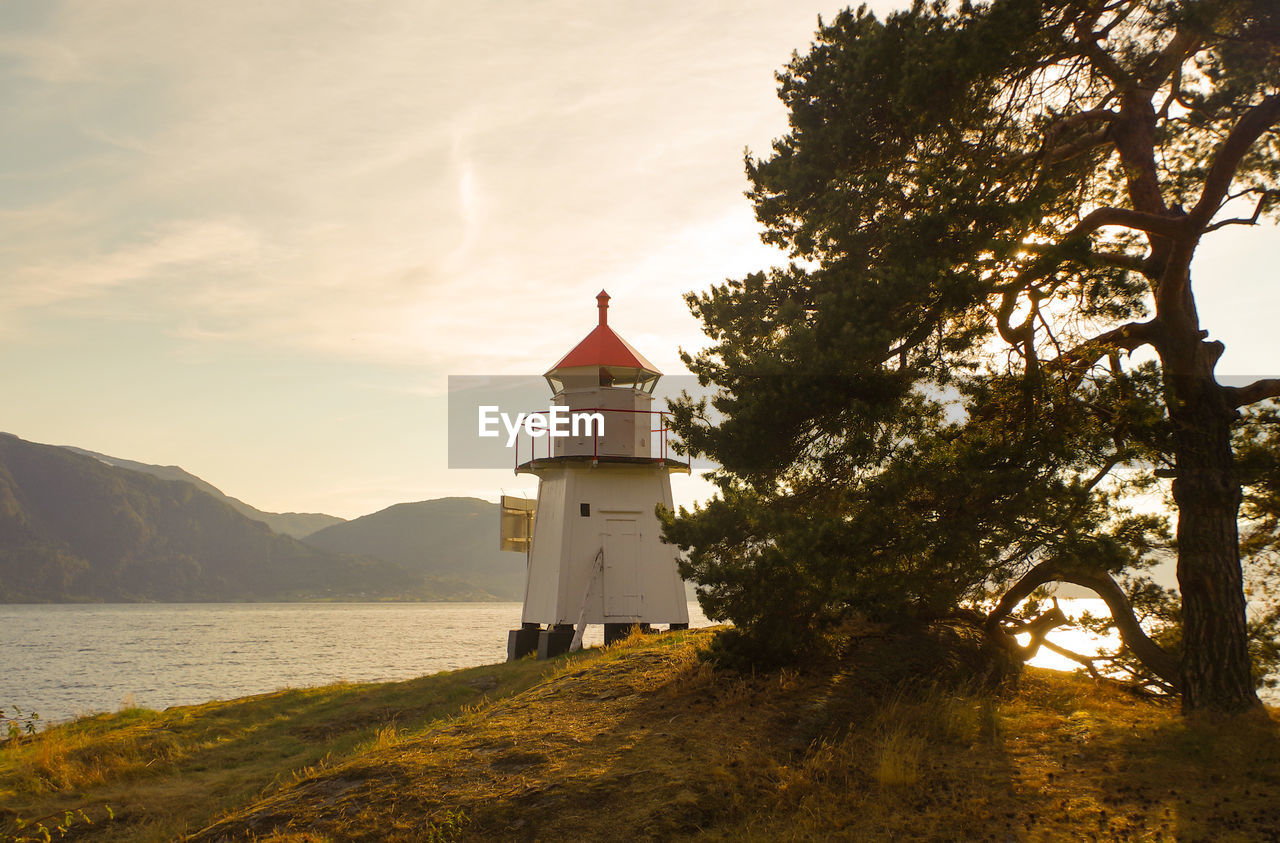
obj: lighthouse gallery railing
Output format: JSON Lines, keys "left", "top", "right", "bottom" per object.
{"left": 513, "top": 406, "right": 678, "bottom": 469}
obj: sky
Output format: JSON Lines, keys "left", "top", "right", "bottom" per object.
{"left": 2, "top": 1, "right": 1277, "bottom": 520}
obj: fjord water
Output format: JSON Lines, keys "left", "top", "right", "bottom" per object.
{"left": 5, "top": 601, "right": 1117, "bottom": 726}
{"left": 5, "top": 600, "right": 1271, "bottom": 728}
{"left": 3, "top": 602, "right": 712, "bottom": 725}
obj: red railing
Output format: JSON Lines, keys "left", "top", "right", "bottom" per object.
{"left": 513, "top": 406, "right": 676, "bottom": 469}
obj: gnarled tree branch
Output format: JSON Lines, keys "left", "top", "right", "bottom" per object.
{"left": 1054, "top": 319, "right": 1161, "bottom": 376}
{"left": 1225, "top": 378, "right": 1280, "bottom": 409}
{"left": 987, "top": 557, "right": 1181, "bottom": 691}
{"left": 1072, "top": 205, "right": 1183, "bottom": 240}
{"left": 1041, "top": 639, "right": 1103, "bottom": 680}
{"left": 1000, "top": 599, "right": 1069, "bottom": 660}
{"left": 1188, "top": 94, "right": 1280, "bottom": 229}
{"left": 1204, "top": 189, "right": 1280, "bottom": 233}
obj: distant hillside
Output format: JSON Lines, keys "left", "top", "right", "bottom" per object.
{"left": 60, "top": 446, "right": 344, "bottom": 539}
{"left": 303, "top": 497, "right": 527, "bottom": 600}
{"left": 0, "top": 433, "right": 485, "bottom": 602}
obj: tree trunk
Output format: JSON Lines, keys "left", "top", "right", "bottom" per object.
{"left": 1166, "top": 343, "right": 1261, "bottom": 714}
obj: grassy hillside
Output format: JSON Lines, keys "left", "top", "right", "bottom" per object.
{"left": 3, "top": 627, "right": 1278, "bottom": 841}
{"left": 59, "top": 447, "right": 345, "bottom": 540}
{"left": 302, "top": 498, "right": 526, "bottom": 600}
{"left": 0, "top": 433, "right": 479, "bottom": 602}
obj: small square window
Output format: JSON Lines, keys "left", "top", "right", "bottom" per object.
{"left": 580, "top": 503, "right": 591, "bottom": 517}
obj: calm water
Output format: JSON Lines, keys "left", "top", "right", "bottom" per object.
{"left": 4, "top": 599, "right": 1270, "bottom": 725}
{"left": 3, "top": 602, "right": 711, "bottom": 724}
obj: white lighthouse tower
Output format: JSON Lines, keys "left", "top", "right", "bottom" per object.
{"left": 506, "top": 291, "right": 690, "bottom": 660}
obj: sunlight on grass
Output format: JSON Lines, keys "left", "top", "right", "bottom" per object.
{"left": 0, "top": 652, "right": 574, "bottom": 841}
{"left": 873, "top": 729, "right": 925, "bottom": 786}
{"left": 4, "top": 629, "right": 1279, "bottom": 841}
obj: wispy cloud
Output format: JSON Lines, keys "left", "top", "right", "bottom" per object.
{"left": 4, "top": 0, "right": 1273, "bottom": 517}
{"left": 6, "top": 219, "right": 262, "bottom": 309}
{"left": 1, "top": 1, "right": 819, "bottom": 374}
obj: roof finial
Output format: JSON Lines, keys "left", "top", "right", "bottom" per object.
{"left": 596, "top": 289, "right": 610, "bottom": 326}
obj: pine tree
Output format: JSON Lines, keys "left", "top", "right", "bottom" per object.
{"left": 665, "top": 0, "right": 1280, "bottom": 714}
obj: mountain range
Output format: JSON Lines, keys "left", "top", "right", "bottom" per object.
{"left": 0, "top": 432, "right": 514, "bottom": 603}
{"left": 302, "top": 498, "right": 525, "bottom": 600}
{"left": 59, "top": 446, "right": 344, "bottom": 539}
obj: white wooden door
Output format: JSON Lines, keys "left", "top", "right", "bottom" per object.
{"left": 603, "top": 518, "right": 642, "bottom": 617}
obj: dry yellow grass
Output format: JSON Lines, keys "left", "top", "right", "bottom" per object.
{"left": 0, "top": 653, "right": 573, "bottom": 841}
{"left": 187, "top": 629, "right": 1280, "bottom": 842}
{"left": 4, "top": 627, "right": 1279, "bottom": 841}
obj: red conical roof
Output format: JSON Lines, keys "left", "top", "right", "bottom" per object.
{"left": 545, "top": 290, "right": 660, "bottom": 375}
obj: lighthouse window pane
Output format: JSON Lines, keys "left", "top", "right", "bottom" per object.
{"left": 580, "top": 503, "right": 591, "bottom": 517}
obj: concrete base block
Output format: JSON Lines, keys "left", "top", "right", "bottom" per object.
{"left": 537, "top": 625, "right": 575, "bottom": 659}
{"left": 507, "top": 624, "right": 541, "bottom": 661}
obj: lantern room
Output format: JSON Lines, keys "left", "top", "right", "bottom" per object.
{"left": 544, "top": 290, "right": 661, "bottom": 394}
{"left": 539, "top": 291, "right": 666, "bottom": 462}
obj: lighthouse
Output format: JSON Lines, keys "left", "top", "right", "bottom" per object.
{"left": 505, "top": 291, "right": 690, "bottom": 660}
